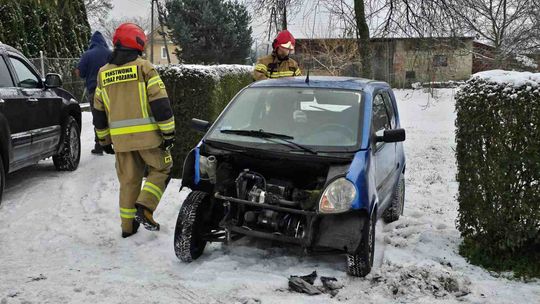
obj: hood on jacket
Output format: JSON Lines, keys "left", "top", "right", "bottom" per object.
{"left": 89, "top": 31, "right": 108, "bottom": 49}
{"left": 108, "top": 49, "right": 141, "bottom": 66}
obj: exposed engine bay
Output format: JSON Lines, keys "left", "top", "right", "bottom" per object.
{"left": 194, "top": 149, "right": 354, "bottom": 244}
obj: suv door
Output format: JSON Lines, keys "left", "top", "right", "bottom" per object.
{"left": 372, "top": 92, "right": 396, "bottom": 208}
{"left": 8, "top": 55, "right": 61, "bottom": 159}
{"left": 0, "top": 55, "right": 34, "bottom": 171}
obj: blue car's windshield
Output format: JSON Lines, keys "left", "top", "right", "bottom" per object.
{"left": 206, "top": 87, "right": 364, "bottom": 152}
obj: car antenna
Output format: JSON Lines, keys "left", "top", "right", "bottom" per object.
{"left": 305, "top": 52, "right": 312, "bottom": 84}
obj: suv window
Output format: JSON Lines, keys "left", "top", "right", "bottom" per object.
{"left": 382, "top": 92, "right": 396, "bottom": 129}
{"left": 9, "top": 56, "right": 41, "bottom": 88}
{"left": 372, "top": 94, "right": 391, "bottom": 135}
{"left": 0, "top": 57, "right": 14, "bottom": 87}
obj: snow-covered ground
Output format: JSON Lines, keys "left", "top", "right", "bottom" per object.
{"left": 1, "top": 89, "right": 539, "bottom": 303}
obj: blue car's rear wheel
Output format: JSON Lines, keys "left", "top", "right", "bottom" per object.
{"left": 346, "top": 209, "right": 376, "bottom": 277}
{"left": 174, "top": 191, "right": 210, "bottom": 262}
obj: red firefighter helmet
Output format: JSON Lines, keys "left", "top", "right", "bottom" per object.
{"left": 272, "top": 30, "right": 295, "bottom": 50}
{"left": 112, "top": 23, "right": 147, "bottom": 51}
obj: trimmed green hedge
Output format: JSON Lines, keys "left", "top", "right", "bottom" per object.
{"left": 157, "top": 65, "right": 253, "bottom": 177}
{"left": 455, "top": 72, "right": 540, "bottom": 276}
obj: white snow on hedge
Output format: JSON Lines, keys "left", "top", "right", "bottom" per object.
{"left": 471, "top": 70, "right": 540, "bottom": 87}
{"left": 157, "top": 64, "right": 253, "bottom": 81}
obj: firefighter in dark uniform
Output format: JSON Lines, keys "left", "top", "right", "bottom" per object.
{"left": 253, "top": 30, "right": 302, "bottom": 81}
{"left": 93, "top": 23, "right": 175, "bottom": 238}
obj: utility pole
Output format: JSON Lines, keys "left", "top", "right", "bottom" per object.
{"left": 150, "top": 0, "right": 155, "bottom": 63}
{"left": 266, "top": 7, "right": 277, "bottom": 55}
{"left": 156, "top": 0, "right": 171, "bottom": 64}
{"left": 282, "top": 5, "right": 287, "bottom": 30}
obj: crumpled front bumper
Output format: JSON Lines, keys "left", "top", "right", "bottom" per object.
{"left": 215, "top": 192, "right": 366, "bottom": 254}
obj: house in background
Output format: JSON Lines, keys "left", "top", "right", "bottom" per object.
{"left": 295, "top": 37, "right": 475, "bottom": 88}
{"left": 473, "top": 41, "right": 540, "bottom": 73}
{"left": 145, "top": 26, "right": 180, "bottom": 65}
{"left": 295, "top": 36, "right": 539, "bottom": 88}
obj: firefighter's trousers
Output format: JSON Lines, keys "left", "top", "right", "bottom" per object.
{"left": 115, "top": 147, "right": 173, "bottom": 233}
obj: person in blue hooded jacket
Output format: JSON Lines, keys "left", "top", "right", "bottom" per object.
{"left": 76, "top": 31, "right": 112, "bottom": 155}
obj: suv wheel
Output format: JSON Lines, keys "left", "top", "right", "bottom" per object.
{"left": 346, "top": 209, "right": 376, "bottom": 277}
{"left": 0, "top": 156, "right": 5, "bottom": 204}
{"left": 174, "top": 191, "right": 210, "bottom": 262}
{"left": 383, "top": 173, "right": 405, "bottom": 223}
{"left": 53, "top": 116, "right": 81, "bottom": 171}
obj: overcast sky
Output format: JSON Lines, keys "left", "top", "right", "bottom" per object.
{"left": 108, "top": 0, "right": 335, "bottom": 44}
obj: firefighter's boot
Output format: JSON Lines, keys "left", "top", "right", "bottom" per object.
{"left": 122, "top": 220, "right": 140, "bottom": 238}
{"left": 135, "top": 204, "right": 160, "bottom": 231}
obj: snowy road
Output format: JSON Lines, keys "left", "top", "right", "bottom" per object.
{"left": 1, "top": 89, "right": 539, "bottom": 303}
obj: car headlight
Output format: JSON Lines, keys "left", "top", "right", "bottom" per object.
{"left": 319, "top": 177, "right": 357, "bottom": 213}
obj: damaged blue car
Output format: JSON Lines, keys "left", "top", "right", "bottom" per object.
{"left": 175, "top": 76, "right": 406, "bottom": 277}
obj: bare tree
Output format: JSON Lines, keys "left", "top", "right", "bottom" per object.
{"left": 319, "top": 0, "right": 379, "bottom": 77}
{"left": 245, "top": 0, "right": 304, "bottom": 30}
{"left": 84, "top": 0, "right": 113, "bottom": 29}
{"left": 321, "top": 0, "right": 539, "bottom": 71}
{"left": 99, "top": 16, "right": 152, "bottom": 46}
{"left": 304, "top": 38, "right": 360, "bottom": 75}
{"left": 354, "top": 0, "right": 371, "bottom": 77}
{"left": 384, "top": 0, "right": 540, "bottom": 66}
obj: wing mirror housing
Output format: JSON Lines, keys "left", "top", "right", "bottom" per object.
{"left": 191, "top": 118, "right": 211, "bottom": 133}
{"left": 44, "top": 73, "right": 62, "bottom": 88}
{"left": 376, "top": 128, "right": 406, "bottom": 143}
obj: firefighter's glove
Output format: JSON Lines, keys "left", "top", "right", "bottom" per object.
{"left": 102, "top": 144, "right": 115, "bottom": 155}
{"left": 160, "top": 132, "right": 175, "bottom": 151}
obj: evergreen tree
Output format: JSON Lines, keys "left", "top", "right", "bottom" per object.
{"left": 166, "top": 0, "right": 253, "bottom": 64}
{"left": 0, "top": 1, "right": 28, "bottom": 54}
{"left": 39, "top": 1, "right": 64, "bottom": 57}
{"left": 20, "top": 0, "right": 45, "bottom": 58}
{"left": 0, "top": 0, "right": 90, "bottom": 58}
{"left": 74, "top": 0, "right": 92, "bottom": 53}
{"left": 59, "top": 1, "right": 80, "bottom": 56}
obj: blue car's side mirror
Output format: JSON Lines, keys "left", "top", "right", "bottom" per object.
{"left": 377, "top": 128, "right": 406, "bottom": 143}
{"left": 191, "top": 118, "right": 210, "bottom": 133}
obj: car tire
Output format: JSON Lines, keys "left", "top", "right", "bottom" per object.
{"left": 53, "top": 116, "right": 81, "bottom": 171}
{"left": 383, "top": 173, "right": 405, "bottom": 223}
{"left": 174, "top": 191, "right": 210, "bottom": 262}
{"left": 346, "top": 209, "right": 376, "bottom": 277}
{"left": 0, "top": 156, "right": 5, "bottom": 204}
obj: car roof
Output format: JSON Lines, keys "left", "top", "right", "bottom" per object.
{"left": 249, "top": 76, "right": 391, "bottom": 92}
{"left": 0, "top": 43, "right": 24, "bottom": 57}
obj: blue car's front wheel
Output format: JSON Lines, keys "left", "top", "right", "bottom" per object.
{"left": 346, "top": 210, "right": 376, "bottom": 277}
{"left": 174, "top": 191, "right": 210, "bottom": 262}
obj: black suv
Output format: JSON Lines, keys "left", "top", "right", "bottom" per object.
{"left": 0, "top": 44, "right": 81, "bottom": 202}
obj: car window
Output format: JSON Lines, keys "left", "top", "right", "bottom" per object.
{"left": 0, "top": 57, "right": 14, "bottom": 87}
{"left": 206, "top": 87, "right": 364, "bottom": 151}
{"left": 372, "top": 94, "right": 391, "bottom": 135}
{"left": 382, "top": 92, "right": 396, "bottom": 129}
{"left": 9, "top": 56, "right": 41, "bottom": 88}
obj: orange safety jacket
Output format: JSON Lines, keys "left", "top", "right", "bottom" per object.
{"left": 253, "top": 54, "right": 302, "bottom": 81}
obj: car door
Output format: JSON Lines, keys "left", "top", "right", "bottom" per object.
{"left": 372, "top": 92, "right": 396, "bottom": 208}
{"left": 8, "top": 55, "right": 61, "bottom": 158}
{"left": 0, "top": 55, "right": 34, "bottom": 171}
